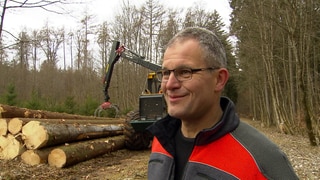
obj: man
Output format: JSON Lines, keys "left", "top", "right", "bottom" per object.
{"left": 147, "top": 27, "right": 298, "bottom": 180}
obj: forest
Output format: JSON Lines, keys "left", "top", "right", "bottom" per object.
{"left": 0, "top": 0, "right": 319, "bottom": 146}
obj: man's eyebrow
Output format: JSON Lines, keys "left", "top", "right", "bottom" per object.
{"left": 161, "top": 65, "right": 192, "bottom": 70}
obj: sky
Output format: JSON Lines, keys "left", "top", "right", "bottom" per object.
{"left": 4, "top": 0, "right": 232, "bottom": 37}
{"left": 3, "top": 0, "right": 232, "bottom": 69}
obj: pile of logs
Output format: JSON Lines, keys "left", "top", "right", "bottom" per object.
{"left": 0, "top": 104, "right": 126, "bottom": 168}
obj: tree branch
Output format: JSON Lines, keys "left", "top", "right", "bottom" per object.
{"left": 6, "top": 0, "right": 62, "bottom": 9}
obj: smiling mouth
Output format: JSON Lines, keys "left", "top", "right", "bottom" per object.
{"left": 167, "top": 94, "right": 185, "bottom": 103}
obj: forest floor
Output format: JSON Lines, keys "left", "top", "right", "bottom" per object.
{"left": 0, "top": 118, "right": 319, "bottom": 180}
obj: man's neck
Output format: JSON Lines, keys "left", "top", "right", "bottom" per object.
{"left": 180, "top": 107, "right": 223, "bottom": 138}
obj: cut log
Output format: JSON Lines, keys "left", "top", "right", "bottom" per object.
{"left": 8, "top": 117, "right": 125, "bottom": 127}
{"left": 9, "top": 117, "right": 125, "bottom": 135}
{"left": 0, "top": 118, "right": 8, "bottom": 136}
{"left": 0, "top": 134, "right": 26, "bottom": 160}
{"left": 0, "top": 104, "right": 118, "bottom": 120}
{"left": 8, "top": 118, "right": 24, "bottom": 135}
{"left": 22, "top": 121, "right": 124, "bottom": 149}
{"left": 21, "top": 147, "right": 55, "bottom": 165}
{"left": 48, "top": 135, "right": 125, "bottom": 168}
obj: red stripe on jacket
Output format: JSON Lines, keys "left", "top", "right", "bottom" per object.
{"left": 151, "top": 137, "right": 173, "bottom": 158}
{"left": 189, "top": 133, "right": 267, "bottom": 179}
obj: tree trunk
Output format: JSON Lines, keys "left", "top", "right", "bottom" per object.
{"left": 0, "top": 134, "right": 26, "bottom": 160}
{"left": 8, "top": 117, "right": 125, "bottom": 135}
{"left": 0, "top": 118, "right": 8, "bottom": 135}
{"left": 48, "top": 135, "right": 125, "bottom": 168}
{"left": 0, "top": 104, "right": 115, "bottom": 120}
{"left": 22, "top": 121, "right": 124, "bottom": 149}
{"left": 10, "top": 117, "right": 124, "bottom": 125}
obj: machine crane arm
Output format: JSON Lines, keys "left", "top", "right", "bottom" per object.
{"left": 94, "top": 40, "right": 162, "bottom": 117}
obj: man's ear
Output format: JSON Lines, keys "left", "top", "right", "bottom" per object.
{"left": 214, "top": 68, "right": 229, "bottom": 92}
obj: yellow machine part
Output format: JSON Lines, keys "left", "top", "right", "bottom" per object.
{"left": 148, "top": 72, "right": 157, "bottom": 79}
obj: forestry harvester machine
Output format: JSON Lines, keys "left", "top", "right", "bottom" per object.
{"left": 94, "top": 41, "right": 167, "bottom": 150}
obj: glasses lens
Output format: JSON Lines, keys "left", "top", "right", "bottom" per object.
{"left": 175, "top": 68, "right": 192, "bottom": 81}
{"left": 157, "top": 70, "right": 170, "bottom": 82}
{"left": 157, "top": 68, "right": 195, "bottom": 82}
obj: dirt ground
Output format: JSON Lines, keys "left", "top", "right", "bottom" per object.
{"left": 0, "top": 118, "right": 319, "bottom": 180}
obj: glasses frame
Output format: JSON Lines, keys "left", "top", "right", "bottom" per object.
{"left": 156, "top": 67, "right": 219, "bottom": 82}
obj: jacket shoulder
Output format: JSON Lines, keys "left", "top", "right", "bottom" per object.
{"left": 231, "top": 121, "right": 299, "bottom": 179}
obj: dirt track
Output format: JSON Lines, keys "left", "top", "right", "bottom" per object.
{"left": 0, "top": 118, "right": 319, "bottom": 180}
{"left": 0, "top": 149, "right": 150, "bottom": 180}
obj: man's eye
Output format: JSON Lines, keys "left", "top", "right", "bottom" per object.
{"left": 163, "top": 70, "right": 170, "bottom": 76}
{"left": 178, "top": 69, "right": 191, "bottom": 76}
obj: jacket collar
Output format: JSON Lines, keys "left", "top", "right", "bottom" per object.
{"left": 147, "top": 97, "right": 240, "bottom": 152}
{"left": 195, "top": 97, "right": 239, "bottom": 145}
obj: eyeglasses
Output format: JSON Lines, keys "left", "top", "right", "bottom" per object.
{"left": 156, "top": 67, "right": 219, "bottom": 82}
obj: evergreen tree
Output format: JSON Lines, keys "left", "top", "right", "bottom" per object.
{"left": 4, "top": 83, "right": 17, "bottom": 106}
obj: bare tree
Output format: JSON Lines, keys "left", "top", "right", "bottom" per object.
{"left": 158, "top": 9, "right": 181, "bottom": 53}
{"left": 29, "top": 30, "right": 41, "bottom": 71}
{"left": 0, "top": 0, "right": 68, "bottom": 39}
{"left": 96, "top": 21, "right": 110, "bottom": 74}
{"left": 38, "top": 23, "right": 64, "bottom": 68}
{"left": 230, "top": 0, "right": 319, "bottom": 145}
{"left": 80, "top": 12, "right": 95, "bottom": 70}
{"left": 140, "top": 0, "right": 165, "bottom": 63}
{"left": 109, "top": 0, "right": 146, "bottom": 110}
{"left": 112, "top": 0, "right": 143, "bottom": 50}
{"left": 16, "top": 31, "right": 31, "bottom": 69}
{"left": 74, "top": 29, "right": 82, "bottom": 70}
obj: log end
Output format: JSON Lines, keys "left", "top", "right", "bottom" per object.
{"left": 21, "top": 150, "right": 41, "bottom": 165}
{"left": 0, "top": 118, "right": 8, "bottom": 136}
{"left": 0, "top": 134, "right": 25, "bottom": 160}
{"left": 22, "top": 121, "right": 48, "bottom": 149}
{"left": 8, "top": 118, "right": 23, "bottom": 135}
{"left": 0, "top": 106, "right": 4, "bottom": 118}
{"left": 48, "top": 148, "right": 66, "bottom": 168}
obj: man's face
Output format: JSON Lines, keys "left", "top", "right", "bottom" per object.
{"left": 161, "top": 39, "right": 220, "bottom": 121}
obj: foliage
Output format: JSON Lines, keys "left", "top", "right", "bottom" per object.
{"left": 78, "top": 96, "right": 100, "bottom": 116}
{"left": 230, "top": 0, "right": 320, "bottom": 145}
{"left": 0, "top": 2, "right": 237, "bottom": 120}
{"left": 223, "top": 76, "right": 238, "bottom": 104}
{"left": 63, "top": 96, "right": 76, "bottom": 114}
{"left": 24, "top": 89, "right": 43, "bottom": 110}
{"left": 2, "top": 0, "right": 318, "bottom": 146}
{"left": 3, "top": 83, "right": 17, "bottom": 106}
